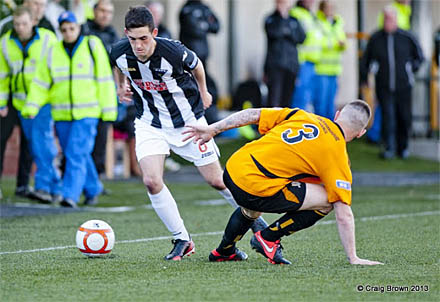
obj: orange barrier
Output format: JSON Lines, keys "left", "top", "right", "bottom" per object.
{"left": 430, "top": 55, "right": 439, "bottom": 132}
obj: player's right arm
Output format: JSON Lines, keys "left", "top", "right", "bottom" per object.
{"left": 182, "top": 108, "right": 261, "bottom": 145}
{"left": 333, "top": 201, "right": 383, "bottom": 265}
{"left": 113, "top": 66, "right": 132, "bottom": 103}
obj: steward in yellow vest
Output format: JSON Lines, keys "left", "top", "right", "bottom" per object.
{"left": 290, "top": 0, "right": 324, "bottom": 110}
{"left": 290, "top": 3, "right": 322, "bottom": 64}
{"left": 22, "top": 33, "right": 117, "bottom": 121}
{"left": 0, "top": 6, "right": 61, "bottom": 203}
{"left": 313, "top": 0, "right": 346, "bottom": 119}
{"left": 22, "top": 11, "right": 117, "bottom": 207}
{"left": 315, "top": 9, "right": 346, "bottom": 76}
{"left": 0, "top": 25, "right": 57, "bottom": 111}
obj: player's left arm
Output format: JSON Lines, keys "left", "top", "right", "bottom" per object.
{"left": 191, "top": 60, "right": 212, "bottom": 109}
{"left": 181, "top": 43, "right": 211, "bottom": 109}
{"left": 182, "top": 108, "right": 261, "bottom": 145}
{"left": 333, "top": 201, "right": 383, "bottom": 265}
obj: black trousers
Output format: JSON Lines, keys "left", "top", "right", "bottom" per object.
{"left": 92, "top": 120, "right": 111, "bottom": 175}
{"left": 266, "top": 68, "right": 297, "bottom": 108}
{"left": 0, "top": 102, "right": 32, "bottom": 188}
{"left": 376, "top": 87, "right": 412, "bottom": 154}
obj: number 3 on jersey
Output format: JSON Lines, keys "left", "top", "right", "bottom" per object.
{"left": 281, "top": 124, "right": 319, "bottom": 144}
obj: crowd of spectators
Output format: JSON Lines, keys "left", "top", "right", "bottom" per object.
{"left": 0, "top": 0, "right": 430, "bottom": 204}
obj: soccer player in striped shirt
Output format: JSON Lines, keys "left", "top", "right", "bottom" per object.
{"left": 111, "top": 6, "right": 267, "bottom": 261}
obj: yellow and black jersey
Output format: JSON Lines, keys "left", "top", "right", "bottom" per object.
{"left": 226, "top": 108, "right": 353, "bottom": 205}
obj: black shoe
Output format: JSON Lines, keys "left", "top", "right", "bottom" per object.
{"left": 29, "top": 190, "right": 53, "bottom": 204}
{"left": 251, "top": 216, "right": 268, "bottom": 233}
{"left": 15, "top": 186, "right": 34, "bottom": 198}
{"left": 84, "top": 196, "right": 98, "bottom": 206}
{"left": 164, "top": 239, "right": 195, "bottom": 261}
{"left": 208, "top": 248, "right": 248, "bottom": 262}
{"left": 60, "top": 198, "right": 78, "bottom": 208}
{"left": 250, "top": 231, "right": 291, "bottom": 265}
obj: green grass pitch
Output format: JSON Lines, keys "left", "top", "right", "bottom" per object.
{"left": 0, "top": 180, "right": 439, "bottom": 301}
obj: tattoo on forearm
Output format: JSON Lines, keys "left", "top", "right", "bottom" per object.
{"left": 213, "top": 109, "right": 261, "bottom": 135}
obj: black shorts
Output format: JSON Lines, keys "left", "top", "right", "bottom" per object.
{"left": 223, "top": 168, "right": 306, "bottom": 214}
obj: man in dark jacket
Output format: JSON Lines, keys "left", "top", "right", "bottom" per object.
{"left": 179, "top": 0, "right": 220, "bottom": 125}
{"left": 264, "top": 0, "right": 305, "bottom": 107}
{"left": 82, "top": 0, "right": 118, "bottom": 55}
{"left": 361, "top": 5, "right": 424, "bottom": 159}
{"left": 179, "top": 0, "right": 219, "bottom": 68}
{"left": 82, "top": 0, "right": 119, "bottom": 178}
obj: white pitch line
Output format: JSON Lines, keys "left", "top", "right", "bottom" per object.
{"left": 317, "top": 210, "right": 440, "bottom": 225}
{"left": 0, "top": 210, "right": 439, "bottom": 256}
{"left": 3, "top": 200, "right": 224, "bottom": 213}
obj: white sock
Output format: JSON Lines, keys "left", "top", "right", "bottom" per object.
{"left": 148, "top": 185, "right": 190, "bottom": 241}
{"left": 218, "top": 188, "right": 239, "bottom": 208}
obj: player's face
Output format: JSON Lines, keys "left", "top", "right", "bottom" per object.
{"left": 125, "top": 26, "right": 158, "bottom": 60}
{"left": 13, "top": 13, "right": 34, "bottom": 42}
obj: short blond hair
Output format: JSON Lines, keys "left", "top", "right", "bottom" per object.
{"left": 383, "top": 4, "right": 397, "bottom": 17}
{"left": 339, "top": 100, "right": 371, "bottom": 132}
{"left": 13, "top": 5, "right": 33, "bottom": 19}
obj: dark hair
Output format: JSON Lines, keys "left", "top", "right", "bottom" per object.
{"left": 297, "top": 1, "right": 305, "bottom": 8}
{"left": 319, "top": 0, "right": 329, "bottom": 11}
{"left": 125, "top": 6, "right": 155, "bottom": 30}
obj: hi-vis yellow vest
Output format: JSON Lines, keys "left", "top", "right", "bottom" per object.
{"left": 377, "top": 1, "right": 411, "bottom": 30}
{"left": 290, "top": 6, "right": 323, "bottom": 64}
{"left": 83, "top": 0, "right": 95, "bottom": 21}
{"left": 315, "top": 11, "right": 346, "bottom": 76}
{"left": 22, "top": 35, "right": 117, "bottom": 121}
{"left": 0, "top": 27, "right": 57, "bottom": 110}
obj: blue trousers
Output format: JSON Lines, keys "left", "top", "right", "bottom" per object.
{"left": 314, "top": 75, "right": 337, "bottom": 119}
{"left": 367, "top": 105, "right": 382, "bottom": 143}
{"left": 19, "top": 104, "right": 62, "bottom": 194}
{"left": 291, "top": 61, "right": 317, "bottom": 110}
{"left": 55, "top": 118, "right": 102, "bottom": 203}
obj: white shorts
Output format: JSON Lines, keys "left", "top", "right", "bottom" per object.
{"left": 134, "top": 117, "right": 220, "bottom": 167}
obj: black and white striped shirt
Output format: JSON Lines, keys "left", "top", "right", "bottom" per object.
{"left": 110, "top": 37, "right": 204, "bottom": 128}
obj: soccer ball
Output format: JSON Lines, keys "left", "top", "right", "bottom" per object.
{"left": 76, "top": 220, "right": 115, "bottom": 257}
